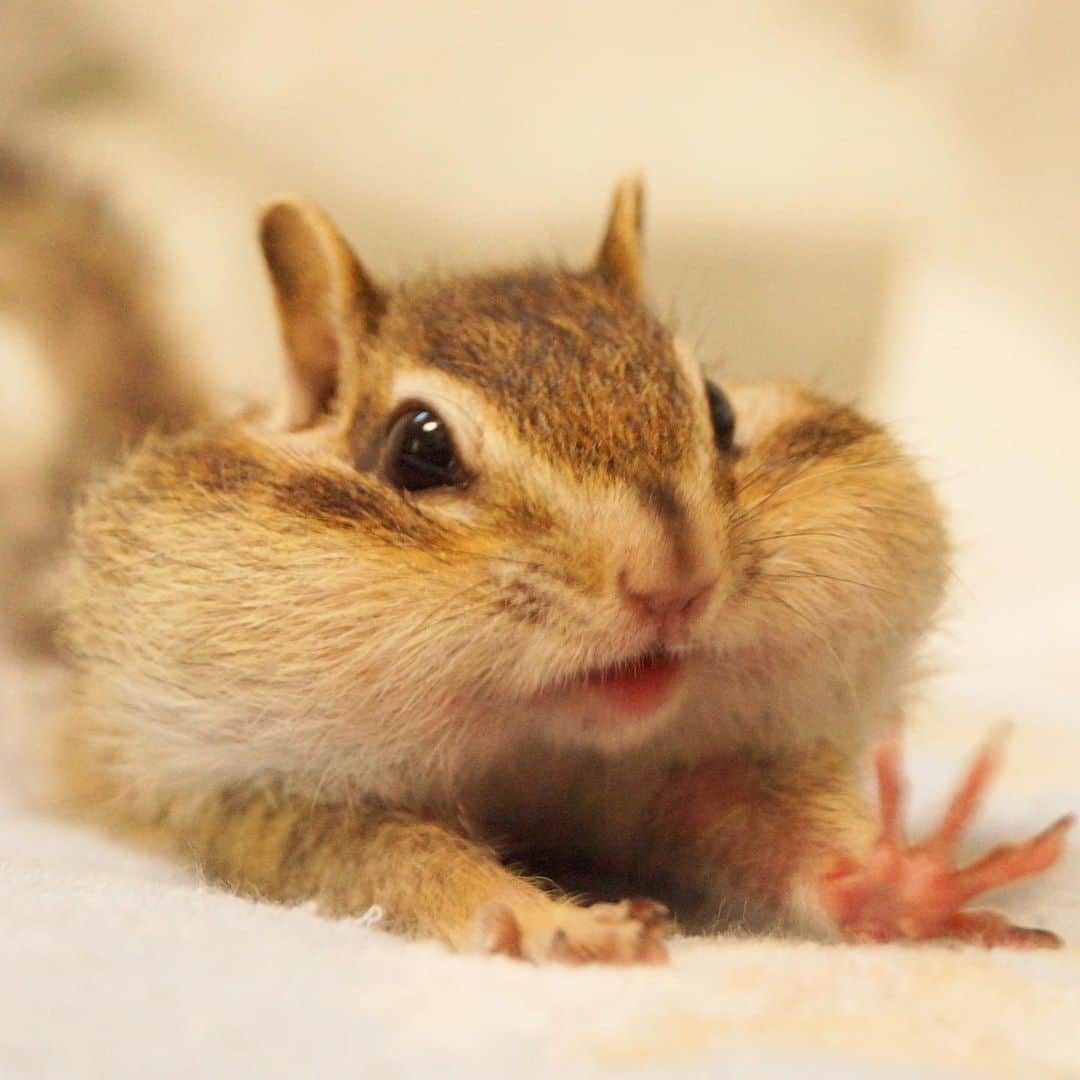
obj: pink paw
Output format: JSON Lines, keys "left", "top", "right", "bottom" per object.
{"left": 821, "top": 735, "right": 1073, "bottom": 948}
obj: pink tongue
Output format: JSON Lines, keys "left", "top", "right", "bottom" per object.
{"left": 584, "top": 655, "right": 682, "bottom": 716}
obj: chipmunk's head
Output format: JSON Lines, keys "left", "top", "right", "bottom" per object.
{"left": 68, "top": 180, "right": 947, "bottom": 800}
{"left": 251, "top": 180, "right": 742, "bottom": 752}
{"left": 246, "top": 179, "right": 944, "bottom": 761}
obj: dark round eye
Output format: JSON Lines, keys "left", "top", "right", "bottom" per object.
{"left": 383, "top": 407, "right": 462, "bottom": 491}
{"left": 705, "top": 380, "right": 735, "bottom": 453}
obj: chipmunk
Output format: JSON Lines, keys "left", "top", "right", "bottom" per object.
{"left": 43, "top": 173, "right": 1071, "bottom": 963}
{"left": 0, "top": 146, "right": 205, "bottom": 656}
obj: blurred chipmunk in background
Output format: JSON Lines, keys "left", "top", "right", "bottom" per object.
{"left": 0, "top": 146, "right": 204, "bottom": 656}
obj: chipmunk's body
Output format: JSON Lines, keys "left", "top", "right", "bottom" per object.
{"left": 27, "top": 167, "right": 1067, "bottom": 961}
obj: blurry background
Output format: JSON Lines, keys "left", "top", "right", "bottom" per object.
{"left": 3, "top": 0, "right": 1078, "bottom": 727}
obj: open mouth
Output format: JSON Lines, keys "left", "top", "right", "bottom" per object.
{"left": 578, "top": 650, "right": 684, "bottom": 717}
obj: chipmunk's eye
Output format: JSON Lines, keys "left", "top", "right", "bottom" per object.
{"left": 705, "top": 380, "right": 735, "bottom": 453}
{"left": 383, "top": 407, "right": 463, "bottom": 491}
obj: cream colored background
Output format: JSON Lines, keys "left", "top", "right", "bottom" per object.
{"left": 4, "top": 1, "right": 1079, "bottom": 727}
{"left": 2, "top": 7, "right": 1080, "bottom": 1076}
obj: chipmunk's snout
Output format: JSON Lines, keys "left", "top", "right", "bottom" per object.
{"left": 606, "top": 469, "right": 735, "bottom": 637}
{"left": 615, "top": 559, "right": 720, "bottom": 648}
{"left": 603, "top": 482, "right": 731, "bottom": 645}
{"left": 617, "top": 569, "right": 716, "bottom": 628}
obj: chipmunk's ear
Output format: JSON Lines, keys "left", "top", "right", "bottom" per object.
{"left": 594, "top": 175, "right": 645, "bottom": 297}
{"left": 259, "top": 198, "right": 386, "bottom": 431}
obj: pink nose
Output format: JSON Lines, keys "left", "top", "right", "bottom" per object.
{"left": 617, "top": 571, "right": 716, "bottom": 625}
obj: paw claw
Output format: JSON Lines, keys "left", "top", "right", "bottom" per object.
{"left": 1038, "top": 813, "right": 1076, "bottom": 843}
{"left": 548, "top": 927, "right": 578, "bottom": 964}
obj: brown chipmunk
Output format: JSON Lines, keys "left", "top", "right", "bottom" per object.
{"left": 46, "top": 175, "right": 1071, "bottom": 963}
{"left": 0, "top": 147, "right": 205, "bottom": 656}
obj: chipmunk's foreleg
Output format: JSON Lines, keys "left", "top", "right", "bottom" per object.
{"left": 652, "top": 737, "right": 1069, "bottom": 947}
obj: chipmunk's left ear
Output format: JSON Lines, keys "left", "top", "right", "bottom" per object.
{"left": 594, "top": 175, "right": 645, "bottom": 297}
{"left": 259, "top": 198, "right": 386, "bottom": 431}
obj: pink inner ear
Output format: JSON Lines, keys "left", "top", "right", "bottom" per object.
{"left": 273, "top": 323, "right": 342, "bottom": 432}
{"left": 309, "top": 330, "right": 341, "bottom": 411}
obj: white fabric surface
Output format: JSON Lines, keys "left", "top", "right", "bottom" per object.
{"left": 1, "top": 657, "right": 1077, "bottom": 1078}
{"left": 2, "top": 6, "right": 1078, "bottom": 1073}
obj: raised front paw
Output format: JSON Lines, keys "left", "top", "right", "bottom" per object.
{"left": 475, "top": 897, "right": 672, "bottom": 965}
{"left": 820, "top": 735, "right": 1073, "bottom": 948}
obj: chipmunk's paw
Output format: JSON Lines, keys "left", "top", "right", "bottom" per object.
{"left": 476, "top": 898, "right": 672, "bottom": 965}
{"left": 820, "top": 735, "right": 1072, "bottom": 948}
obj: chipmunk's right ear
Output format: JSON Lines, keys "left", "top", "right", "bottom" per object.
{"left": 594, "top": 175, "right": 645, "bottom": 297}
{"left": 259, "top": 198, "right": 386, "bottom": 431}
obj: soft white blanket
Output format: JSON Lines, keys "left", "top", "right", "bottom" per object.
{"left": 2, "top": 657, "right": 1076, "bottom": 1078}
{"left": 3, "top": 5, "right": 1078, "bottom": 1073}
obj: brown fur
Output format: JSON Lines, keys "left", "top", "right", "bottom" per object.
{"left": 649, "top": 745, "right": 876, "bottom": 933}
{"left": 765, "top": 406, "right": 879, "bottom": 463}
{"left": 37, "top": 179, "right": 953, "bottom": 963}
{"left": 384, "top": 270, "right": 692, "bottom": 480}
{"left": 0, "top": 147, "right": 206, "bottom": 656}
{"left": 53, "top": 731, "right": 523, "bottom": 945}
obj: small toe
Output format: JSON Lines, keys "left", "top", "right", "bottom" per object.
{"left": 626, "top": 898, "right": 674, "bottom": 929}
{"left": 954, "top": 814, "right": 1074, "bottom": 902}
{"left": 475, "top": 902, "right": 526, "bottom": 960}
{"left": 939, "top": 910, "right": 1063, "bottom": 950}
